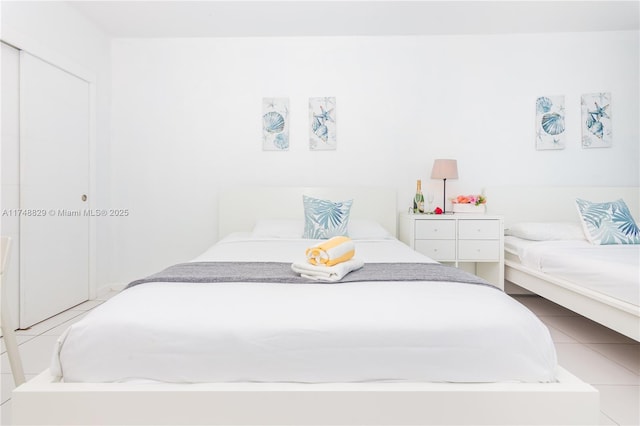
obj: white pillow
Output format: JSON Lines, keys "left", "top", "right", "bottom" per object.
{"left": 348, "top": 220, "right": 393, "bottom": 240}
{"left": 251, "top": 218, "right": 392, "bottom": 240}
{"left": 251, "top": 219, "right": 304, "bottom": 239}
{"left": 505, "top": 222, "right": 586, "bottom": 241}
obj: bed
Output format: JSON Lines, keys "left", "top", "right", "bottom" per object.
{"left": 12, "top": 187, "right": 598, "bottom": 425}
{"left": 486, "top": 186, "right": 640, "bottom": 342}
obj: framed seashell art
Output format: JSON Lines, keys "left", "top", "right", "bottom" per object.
{"left": 309, "top": 97, "right": 336, "bottom": 151}
{"left": 535, "top": 95, "right": 566, "bottom": 150}
{"left": 262, "top": 97, "right": 290, "bottom": 151}
{"left": 581, "top": 92, "right": 611, "bottom": 149}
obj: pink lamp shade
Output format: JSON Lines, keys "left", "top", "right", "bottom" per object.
{"left": 430, "top": 159, "right": 458, "bottom": 180}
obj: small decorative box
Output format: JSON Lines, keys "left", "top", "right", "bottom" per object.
{"left": 452, "top": 203, "right": 486, "bottom": 214}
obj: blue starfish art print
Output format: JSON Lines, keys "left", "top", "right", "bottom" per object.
{"left": 581, "top": 92, "right": 612, "bottom": 148}
{"left": 309, "top": 97, "right": 336, "bottom": 151}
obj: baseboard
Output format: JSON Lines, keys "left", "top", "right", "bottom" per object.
{"left": 505, "top": 280, "right": 534, "bottom": 295}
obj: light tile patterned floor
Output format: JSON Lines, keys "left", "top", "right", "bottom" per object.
{"left": 0, "top": 293, "right": 638, "bottom": 425}
{"left": 515, "top": 295, "right": 639, "bottom": 426}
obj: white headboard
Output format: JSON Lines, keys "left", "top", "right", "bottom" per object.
{"left": 485, "top": 186, "right": 640, "bottom": 228}
{"left": 218, "top": 186, "right": 397, "bottom": 239}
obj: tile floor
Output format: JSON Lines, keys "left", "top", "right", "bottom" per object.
{"left": 0, "top": 293, "right": 638, "bottom": 425}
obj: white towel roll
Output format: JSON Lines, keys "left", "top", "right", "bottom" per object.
{"left": 291, "top": 258, "right": 364, "bottom": 282}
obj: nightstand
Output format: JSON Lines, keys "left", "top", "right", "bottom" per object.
{"left": 398, "top": 213, "right": 504, "bottom": 289}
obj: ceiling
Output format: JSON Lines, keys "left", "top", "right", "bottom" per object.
{"left": 68, "top": 1, "right": 640, "bottom": 38}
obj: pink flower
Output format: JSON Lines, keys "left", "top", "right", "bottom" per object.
{"left": 453, "top": 194, "right": 487, "bottom": 206}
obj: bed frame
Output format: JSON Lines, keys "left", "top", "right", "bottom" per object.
{"left": 12, "top": 187, "right": 599, "bottom": 425}
{"left": 486, "top": 186, "right": 640, "bottom": 342}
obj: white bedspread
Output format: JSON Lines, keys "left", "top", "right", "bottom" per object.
{"left": 505, "top": 236, "right": 640, "bottom": 306}
{"left": 52, "top": 235, "right": 557, "bottom": 384}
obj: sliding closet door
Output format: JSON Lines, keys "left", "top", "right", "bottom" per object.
{"left": 1, "top": 42, "right": 21, "bottom": 328}
{"left": 20, "top": 52, "right": 90, "bottom": 328}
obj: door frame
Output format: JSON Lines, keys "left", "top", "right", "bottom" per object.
{"left": 1, "top": 27, "right": 98, "bottom": 302}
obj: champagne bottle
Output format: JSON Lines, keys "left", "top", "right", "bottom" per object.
{"left": 414, "top": 180, "right": 425, "bottom": 213}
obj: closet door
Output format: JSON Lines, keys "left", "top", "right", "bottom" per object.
{"left": 1, "top": 42, "right": 21, "bottom": 328}
{"left": 20, "top": 52, "right": 90, "bottom": 328}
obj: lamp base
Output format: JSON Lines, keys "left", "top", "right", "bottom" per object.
{"left": 442, "top": 178, "right": 447, "bottom": 214}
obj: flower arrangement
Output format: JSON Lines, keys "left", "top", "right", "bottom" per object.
{"left": 453, "top": 194, "right": 487, "bottom": 206}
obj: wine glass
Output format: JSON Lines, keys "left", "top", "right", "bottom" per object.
{"left": 427, "top": 193, "right": 435, "bottom": 212}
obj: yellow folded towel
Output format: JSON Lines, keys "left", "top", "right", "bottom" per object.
{"left": 305, "top": 236, "right": 355, "bottom": 266}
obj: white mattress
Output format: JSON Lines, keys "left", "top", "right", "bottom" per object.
{"left": 505, "top": 236, "right": 640, "bottom": 306}
{"left": 52, "top": 234, "right": 557, "bottom": 384}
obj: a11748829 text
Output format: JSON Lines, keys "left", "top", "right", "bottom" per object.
{"left": 2, "top": 209, "right": 129, "bottom": 217}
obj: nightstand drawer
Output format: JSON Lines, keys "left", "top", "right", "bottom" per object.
{"left": 415, "top": 240, "right": 456, "bottom": 261}
{"left": 458, "top": 240, "right": 500, "bottom": 261}
{"left": 415, "top": 220, "right": 455, "bottom": 240}
{"left": 458, "top": 220, "right": 500, "bottom": 240}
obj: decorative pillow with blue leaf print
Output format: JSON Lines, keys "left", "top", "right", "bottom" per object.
{"left": 575, "top": 198, "right": 640, "bottom": 245}
{"left": 303, "top": 195, "right": 353, "bottom": 239}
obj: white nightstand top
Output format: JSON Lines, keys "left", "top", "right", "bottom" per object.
{"left": 402, "top": 212, "right": 503, "bottom": 220}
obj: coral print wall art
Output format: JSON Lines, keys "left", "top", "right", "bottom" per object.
{"left": 262, "top": 97, "right": 290, "bottom": 151}
{"left": 309, "top": 97, "right": 336, "bottom": 150}
{"left": 535, "top": 95, "right": 566, "bottom": 150}
{"left": 581, "top": 92, "right": 612, "bottom": 148}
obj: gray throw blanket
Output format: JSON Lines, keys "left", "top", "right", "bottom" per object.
{"left": 126, "top": 262, "right": 496, "bottom": 290}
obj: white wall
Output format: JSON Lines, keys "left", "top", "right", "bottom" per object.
{"left": 1, "top": 1, "right": 112, "bottom": 295}
{"left": 110, "top": 31, "right": 639, "bottom": 284}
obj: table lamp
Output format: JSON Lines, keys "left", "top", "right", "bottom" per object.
{"left": 430, "top": 159, "right": 458, "bottom": 214}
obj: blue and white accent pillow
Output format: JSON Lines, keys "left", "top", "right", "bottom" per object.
{"left": 303, "top": 195, "right": 353, "bottom": 239}
{"left": 575, "top": 198, "right": 640, "bottom": 245}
